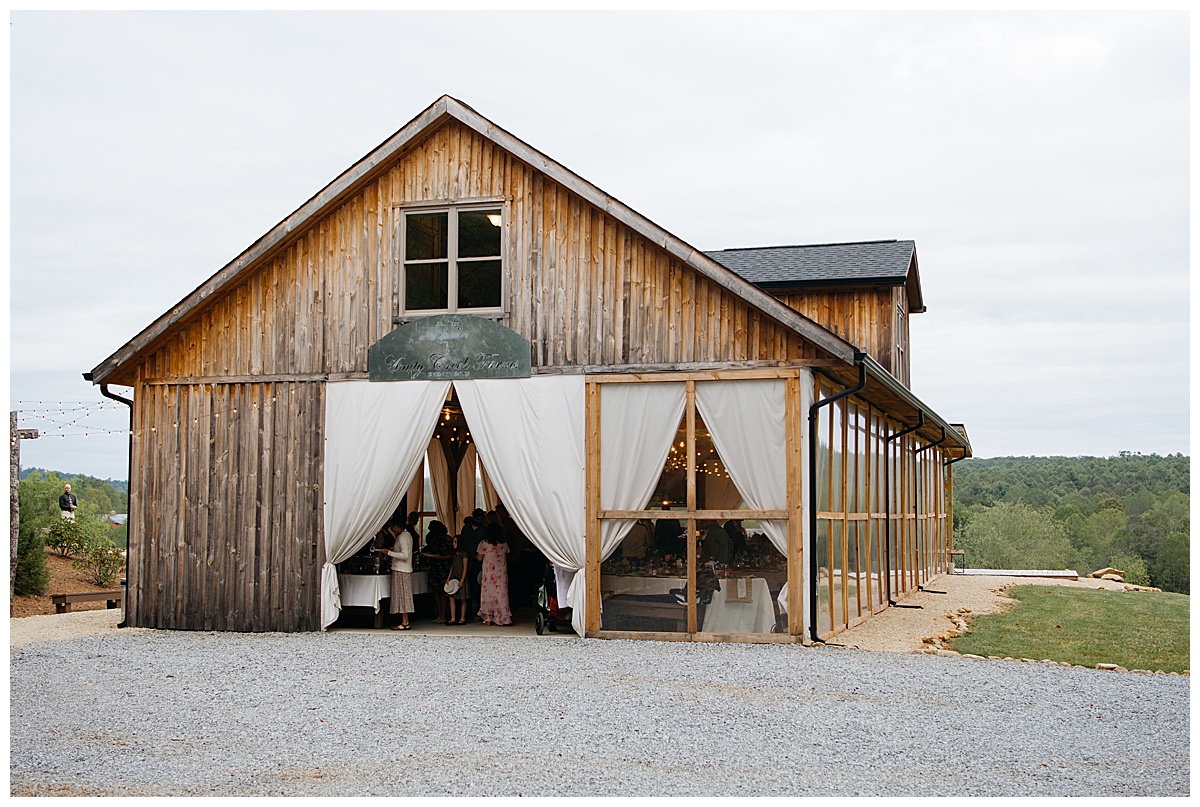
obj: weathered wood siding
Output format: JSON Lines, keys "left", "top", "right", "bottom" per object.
{"left": 125, "top": 120, "right": 824, "bottom": 385}
{"left": 777, "top": 286, "right": 910, "bottom": 386}
{"left": 125, "top": 380, "right": 324, "bottom": 630}
{"left": 119, "top": 119, "right": 836, "bottom": 631}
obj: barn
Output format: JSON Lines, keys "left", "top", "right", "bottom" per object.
{"left": 86, "top": 95, "right": 971, "bottom": 642}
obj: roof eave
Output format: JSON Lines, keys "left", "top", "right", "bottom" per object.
{"left": 91, "top": 95, "right": 860, "bottom": 383}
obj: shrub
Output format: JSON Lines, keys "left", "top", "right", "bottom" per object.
{"left": 1109, "top": 551, "right": 1150, "bottom": 586}
{"left": 44, "top": 518, "right": 87, "bottom": 557}
{"left": 14, "top": 523, "right": 50, "bottom": 596}
{"left": 72, "top": 537, "right": 125, "bottom": 588}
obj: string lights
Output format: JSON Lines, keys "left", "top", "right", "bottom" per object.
{"left": 13, "top": 390, "right": 296, "bottom": 441}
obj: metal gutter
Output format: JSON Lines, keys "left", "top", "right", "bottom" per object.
{"left": 85, "top": 372, "right": 134, "bottom": 628}
{"left": 860, "top": 355, "right": 970, "bottom": 456}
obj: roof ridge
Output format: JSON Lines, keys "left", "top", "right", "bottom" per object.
{"left": 708, "top": 239, "right": 907, "bottom": 252}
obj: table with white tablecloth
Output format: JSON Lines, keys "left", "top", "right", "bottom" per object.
{"left": 600, "top": 574, "right": 777, "bottom": 634}
{"left": 701, "top": 576, "right": 776, "bottom": 634}
{"left": 337, "top": 571, "right": 430, "bottom": 618}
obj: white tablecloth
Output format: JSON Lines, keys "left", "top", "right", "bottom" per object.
{"left": 338, "top": 571, "right": 429, "bottom": 612}
{"left": 701, "top": 577, "right": 776, "bottom": 634}
{"left": 601, "top": 575, "right": 685, "bottom": 597}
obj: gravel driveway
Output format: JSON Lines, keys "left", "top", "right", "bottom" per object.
{"left": 9, "top": 626, "right": 1189, "bottom": 796}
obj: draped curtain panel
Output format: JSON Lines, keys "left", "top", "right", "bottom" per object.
{"left": 456, "top": 376, "right": 587, "bottom": 634}
{"left": 479, "top": 459, "right": 500, "bottom": 512}
{"left": 321, "top": 380, "right": 450, "bottom": 629}
{"left": 455, "top": 444, "right": 479, "bottom": 531}
{"left": 426, "top": 438, "right": 455, "bottom": 530}
{"left": 599, "top": 383, "right": 687, "bottom": 561}
{"left": 695, "top": 379, "right": 789, "bottom": 555}
{"left": 404, "top": 460, "right": 425, "bottom": 531}
{"left": 702, "top": 473, "right": 743, "bottom": 511}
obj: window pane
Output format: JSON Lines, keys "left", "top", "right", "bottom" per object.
{"left": 405, "top": 262, "right": 448, "bottom": 311}
{"left": 458, "top": 209, "right": 502, "bottom": 258}
{"left": 457, "top": 259, "right": 502, "bottom": 309}
{"left": 406, "top": 213, "right": 448, "bottom": 260}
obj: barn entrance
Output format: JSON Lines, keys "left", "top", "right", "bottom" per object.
{"left": 329, "top": 386, "right": 552, "bottom": 634}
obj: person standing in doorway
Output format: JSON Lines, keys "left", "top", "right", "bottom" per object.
{"left": 382, "top": 522, "right": 414, "bottom": 630}
{"left": 445, "top": 534, "right": 471, "bottom": 625}
{"left": 476, "top": 520, "right": 512, "bottom": 626}
{"left": 59, "top": 484, "right": 78, "bottom": 521}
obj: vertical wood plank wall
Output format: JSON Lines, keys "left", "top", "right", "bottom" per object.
{"left": 117, "top": 119, "right": 836, "bottom": 632}
{"left": 777, "top": 287, "right": 911, "bottom": 388}
{"left": 125, "top": 381, "right": 324, "bottom": 631}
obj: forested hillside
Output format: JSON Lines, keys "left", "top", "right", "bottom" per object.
{"left": 952, "top": 454, "right": 1189, "bottom": 593}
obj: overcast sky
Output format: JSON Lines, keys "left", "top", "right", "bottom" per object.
{"left": 8, "top": 10, "right": 1191, "bottom": 481}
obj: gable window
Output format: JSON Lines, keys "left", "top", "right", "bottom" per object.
{"left": 402, "top": 205, "right": 504, "bottom": 315}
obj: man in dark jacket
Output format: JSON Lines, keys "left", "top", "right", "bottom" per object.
{"left": 58, "top": 484, "right": 78, "bottom": 521}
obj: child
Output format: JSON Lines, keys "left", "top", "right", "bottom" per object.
{"left": 445, "top": 534, "right": 471, "bottom": 625}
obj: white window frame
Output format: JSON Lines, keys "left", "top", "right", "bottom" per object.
{"left": 397, "top": 201, "right": 507, "bottom": 318}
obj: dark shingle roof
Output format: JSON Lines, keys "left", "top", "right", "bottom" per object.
{"left": 705, "top": 239, "right": 923, "bottom": 312}
{"left": 705, "top": 239, "right": 915, "bottom": 286}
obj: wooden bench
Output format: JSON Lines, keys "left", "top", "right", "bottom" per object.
{"left": 51, "top": 590, "right": 124, "bottom": 614}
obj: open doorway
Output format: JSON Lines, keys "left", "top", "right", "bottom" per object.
{"left": 329, "top": 387, "right": 550, "bottom": 633}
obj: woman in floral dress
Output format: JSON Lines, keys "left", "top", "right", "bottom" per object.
{"left": 476, "top": 521, "right": 512, "bottom": 626}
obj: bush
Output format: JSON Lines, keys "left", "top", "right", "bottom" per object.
{"left": 44, "top": 518, "right": 87, "bottom": 557}
{"left": 956, "top": 502, "right": 1073, "bottom": 571}
{"left": 1109, "top": 551, "right": 1150, "bottom": 586}
{"left": 72, "top": 537, "right": 125, "bottom": 588}
{"left": 14, "top": 523, "right": 50, "bottom": 596}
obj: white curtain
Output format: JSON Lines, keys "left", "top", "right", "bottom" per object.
{"left": 695, "top": 379, "right": 788, "bottom": 555}
{"left": 321, "top": 380, "right": 450, "bottom": 628}
{"left": 479, "top": 459, "right": 500, "bottom": 512}
{"left": 456, "top": 444, "right": 478, "bottom": 530}
{"left": 703, "top": 473, "right": 743, "bottom": 511}
{"left": 426, "top": 438, "right": 455, "bottom": 530}
{"left": 404, "top": 461, "right": 425, "bottom": 541}
{"left": 599, "top": 383, "right": 687, "bottom": 562}
{"left": 456, "top": 376, "right": 587, "bottom": 634}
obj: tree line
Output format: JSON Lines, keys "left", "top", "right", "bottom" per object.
{"left": 952, "top": 454, "right": 1189, "bottom": 593}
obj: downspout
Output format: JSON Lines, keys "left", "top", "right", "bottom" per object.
{"left": 807, "top": 354, "right": 867, "bottom": 644}
{"left": 884, "top": 411, "right": 923, "bottom": 606}
{"left": 85, "top": 373, "right": 134, "bottom": 629}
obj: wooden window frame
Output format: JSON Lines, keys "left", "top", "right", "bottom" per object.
{"left": 584, "top": 368, "right": 806, "bottom": 643}
{"left": 396, "top": 201, "right": 508, "bottom": 319}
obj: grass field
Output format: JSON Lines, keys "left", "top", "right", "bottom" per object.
{"left": 949, "top": 585, "right": 1190, "bottom": 673}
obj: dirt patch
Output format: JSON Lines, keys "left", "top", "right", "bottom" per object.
{"left": 11, "top": 551, "right": 126, "bottom": 618}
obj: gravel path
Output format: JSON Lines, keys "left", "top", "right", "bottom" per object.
{"left": 10, "top": 625, "right": 1189, "bottom": 796}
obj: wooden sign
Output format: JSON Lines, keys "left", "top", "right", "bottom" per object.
{"left": 368, "top": 314, "right": 532, "bottom": 381}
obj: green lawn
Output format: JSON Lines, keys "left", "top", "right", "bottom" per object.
{"left": 949, "top": 585, "right": 1191, "bottom": 673}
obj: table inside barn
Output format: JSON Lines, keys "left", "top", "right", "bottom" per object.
{"left": 337, "top": 572, "right": 430, "bottom": 628}
{"left": 600, "top": 572, "right": 782, "bottom": 634}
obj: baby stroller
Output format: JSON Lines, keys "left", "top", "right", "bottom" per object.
{"left": 535, "top": 565, "right": 573, "bottom": 634}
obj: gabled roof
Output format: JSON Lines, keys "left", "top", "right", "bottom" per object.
{"left": 706, "top": 240, "right": 926, "bottom": 313}
{"left": 88, "top": 95, "right": 859, "bottom": 383}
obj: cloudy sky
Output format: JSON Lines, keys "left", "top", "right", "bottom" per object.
{"left": 9, "top": 11, "right": 1190, "bottom": 481}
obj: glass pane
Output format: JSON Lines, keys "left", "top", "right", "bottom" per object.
{"left": 832, "top": 520, "right": 844, "bottom": 630}
{"left": 458, "top": 259, "right": 502, "bottom": 309}
{"left": 405, "top": 262, "right": 448, "bottom": 311}
{"left": 406, "top": 212, "right": 448, "bottom": 260}
{"left": 816, "top": 519, "right": 831, "bottom": 636}
{"left": 600, "top": 514, "right": 688, "bottom": 634}
{"left": 459, "top": 209, "right": 502, "bottom": 258}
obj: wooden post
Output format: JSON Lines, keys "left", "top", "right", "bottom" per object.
{"left": 685, "top": 381, "right": 696, "bottom": 634}
{"left": 784, "top": 374, "right": 803, "bottom": 636}
{"left": 584, "top": 381, "right": 601, "bottom": 634}
{"left": 10, "top": 412, "right": 39, "bottom": 598}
